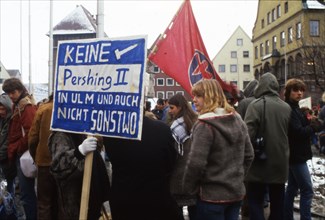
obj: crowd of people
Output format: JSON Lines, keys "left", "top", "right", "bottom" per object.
{"left": 0, "top": 75, "right": 323, "bottom": 220}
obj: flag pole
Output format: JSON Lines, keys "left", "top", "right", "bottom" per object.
{"left": 28, "top": 0, "right": 33, "bottom": 94}
{"left": 48, "top": 0, "right": 53, "bottom": 95}
{"left": 149, "top": 0, "right": 186, "bottom": 57}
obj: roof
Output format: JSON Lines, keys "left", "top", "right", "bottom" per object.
{"left": 303, "top": 0, "right": 325, "bottom": 9}
{"left": 52, "top": 5, "right": 97, "bottom": 35}
{"left": 7, "top": 69, "right": 21, "bottom": 78}
{"left": 212, "top": 26, "right": 251, "bottom": 61}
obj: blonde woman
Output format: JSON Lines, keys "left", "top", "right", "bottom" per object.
{"left": 180, "top": 79, "right": 254, "bottom": 220}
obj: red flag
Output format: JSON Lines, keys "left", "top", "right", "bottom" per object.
{"left": 149, "top": 0, "right": 238, "bottom": 98}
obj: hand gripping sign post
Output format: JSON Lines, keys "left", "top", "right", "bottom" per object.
{"left": 50, "top": 36, "right": 147, "bottom": 219}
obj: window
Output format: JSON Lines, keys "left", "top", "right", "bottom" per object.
{"left": 272, "top": 8, "right": 276, "bottom": 21}
{"left": 277, "top": 4, "right": 281, "bottom": 18}
{"left": 157, "top": 91, "right": 164, "bottom": 99}
{"left": 243, "top": 65, "right": 250, "bottom": 72}
{"left": 231, "top": 51, "right": 237, "bottom": 58}
{"left": 255, "top": 46, "right": 258, "bottom": 59}
{"left": 243, "top": 51, "right": 249, "bottom": 58}
{"left": 166, "top": 78, "right": 174, "bottom": 86}
{"left": 218, "top": 65, "right": 226, "bottom": 73}
{"left": 265, "top": 40, "right": 270, "bottom": 54}
{"left": 243, "top": 81, "right": 250, "bottom": 88}
{"left": 230, "top": 81, "right": 237, "bottom": 85}
{"left": 280, "top": 31, "right": 286, "bottom": 47}
{"left": 176, "top": 82, "right": 180, "bottom": 86}
{"left": 288, "top": 27, "right": 293, "bottom": 43}
{"left": 296, "top": 22, "right": 301, "bottom": 39}
{"left": 261, "top": 19, "right": 265, "bottom": 28}
{"left": 260, "top": 43, "right": 264, "bottom": 57}
{"left": 284, "top": 2, "right": 288, "bottom": 13}
{"left": 237, "top": 38, "right": 243, "bottom": 46}
{"left": 153, "top": 66, "right": 160, "bottom": 73}
{"left": 156, "top": 78, "right": 164, "bottom": 86}
{"left": 230, "top": 65, "right": 237, "bottom": 73}
{"left": 272, "top": 35, "right": 277, "bottom": 50}
{"left": 310, "top": 20, "right": 320, "bottom": 36}
{"left": 176, "top": 91, "right": 184, "bottom": 95}
{"left": 166, "top": 91, "right": 174, "bottom": 99}
{"left": 267, "top": 12, "right": 271, "bottom": 24}
{"left": 310, "top": 85, "right": 316, "bottom": 92}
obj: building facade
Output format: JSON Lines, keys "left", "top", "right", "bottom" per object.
{"left": 49, "top": 5, "right": 98, "bottom": 92}
{"left": 212, "top": 26, "right": 255, "bottom": 90}
{"left": 146, "top": 61, "right": 192, "bottom": 100}
{"left": 253, "top": 0, "right": 325, "bottom": 103}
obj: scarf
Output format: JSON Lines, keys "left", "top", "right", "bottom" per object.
{"left": 170, "top": 117, "right": 189, "bottom": 156}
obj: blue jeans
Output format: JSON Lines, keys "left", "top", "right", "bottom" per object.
{"left": 195, "top": 199, "right": 242, "bottom": 220}
{"left": 16, "top": 157, "right": 37, "bottom": 220}
{"left": 284, "top": 162, "right": 313, "bottom": 220}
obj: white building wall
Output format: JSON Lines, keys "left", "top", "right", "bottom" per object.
{"left": 212, "top": 26, "right": 254, "bottom": 90}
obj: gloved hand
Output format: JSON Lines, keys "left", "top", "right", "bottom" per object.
{"left": 78, "top": 137, "right": 97, "bottom": 156}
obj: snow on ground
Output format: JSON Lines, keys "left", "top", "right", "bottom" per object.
{"left": 304, "top": 155, "right": 325, "bottom": 217}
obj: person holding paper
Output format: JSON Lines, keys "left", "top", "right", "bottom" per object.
{"left": 284, "top": 78, "right": 323, "bottom": 220}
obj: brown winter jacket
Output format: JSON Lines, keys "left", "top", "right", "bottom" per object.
{"left": 181, "top": 109, "right": 254, "bottom": 203}
{"left": 8, "top": 95, "right": 37, "bottom": 162}
{"left": 28, "top": 100, "right": 53, "bottom": 166}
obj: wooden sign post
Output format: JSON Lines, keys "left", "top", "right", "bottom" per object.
{"left": 79, "top": 152, "right": 94, "bottom": 219}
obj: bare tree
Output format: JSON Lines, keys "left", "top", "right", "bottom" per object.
{"left": 298, "top": 33, "right": 325, "bottom": 91}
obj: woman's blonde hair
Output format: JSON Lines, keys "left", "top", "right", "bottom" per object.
{"left": 191, "top": 79, "right": 235, "bottom": 114}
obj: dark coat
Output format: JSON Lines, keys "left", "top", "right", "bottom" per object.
{"left": 170, "top": 138, "right": 196, "bottom": 207}
{"left": 286, "top": 100, "right": 313, "bottom": 164}
{"left": 237, "top": 79, "right": 259, "bottom": 119}
{"left": 0, "top": 94, "right": 16, "bottom": 179}
{"left": 103, "top": 116, "right": 183, "bottom": 220}
{"left": 0, "top": 94, "right": 12, "bottom": 162}
{"left": 49, "top": 132, "right": 110, "bottom": 220}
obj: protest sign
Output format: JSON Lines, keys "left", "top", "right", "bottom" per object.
{"left": 51, "top": 36, "right": 147, "bottom": 140}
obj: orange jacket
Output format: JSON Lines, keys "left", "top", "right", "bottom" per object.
{"left": 28, "top": 100, "right": 53, "bottom": 166}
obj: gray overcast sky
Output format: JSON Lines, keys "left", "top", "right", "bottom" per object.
{"left": 0, "top": 0, "right": 258, "bottom": 83}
